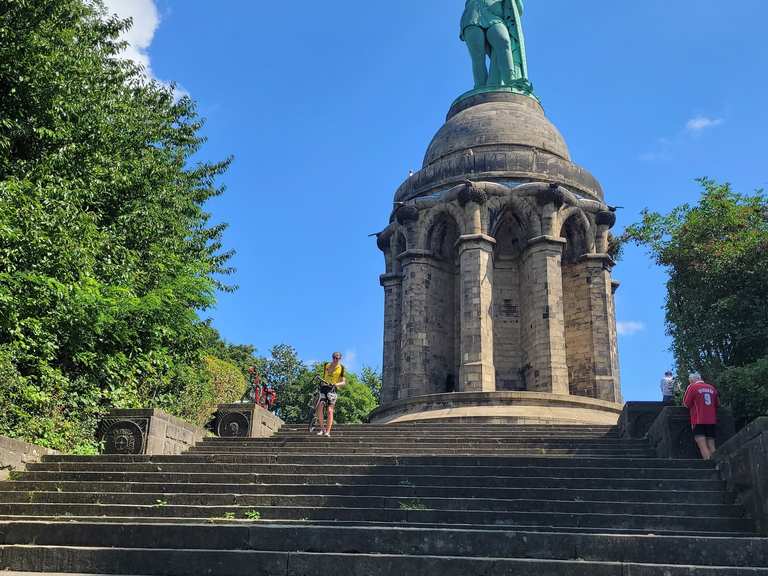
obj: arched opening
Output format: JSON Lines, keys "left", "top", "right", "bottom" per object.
{"left": 492, "top": 208, "right": 527, "bottom": 391}
{"left": 425, "top": 213, "right": 460, "bottom": 394}
{"left": 560, "top": 213, "right": 594, "bottom": 397}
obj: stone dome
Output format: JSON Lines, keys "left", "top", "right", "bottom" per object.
{"left": 394, "top": 92, "right": 604, "bottom": 203}
{"left": 424, "top": 92, "right": 570, "bottom": 166}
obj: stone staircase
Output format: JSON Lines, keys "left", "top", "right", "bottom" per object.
{"left": 0, "top": 423, "right": 766, "bottom": 575}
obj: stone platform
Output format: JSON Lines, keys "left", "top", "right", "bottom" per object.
{"left": 369, "top": 391, "right": 623, "bottom": 425}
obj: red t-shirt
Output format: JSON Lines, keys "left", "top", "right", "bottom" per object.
{"left": 683, "top": 381, "right": 719, "bottom": 427}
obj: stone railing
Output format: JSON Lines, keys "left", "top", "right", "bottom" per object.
{"left": 646, "top": 406, "right": 735, "bottom": 459}
{"left": 714, "top": 417, "right": 768, "bottom": 535}
{"left": 618, "top": 401, "right": 668, "bottom": 439}
{"left": 98, "top": 409, "right": 207, "bottom": 455}
{"left": 0, "top": 436, "right": 58, "bottom": 480}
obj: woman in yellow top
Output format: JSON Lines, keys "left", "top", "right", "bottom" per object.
{"left": 316, "top": 352, "right": 346, "bottom": 437}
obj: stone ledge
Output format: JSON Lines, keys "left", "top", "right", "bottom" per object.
{"left": 0, "top": 436, "right": 59, "bottom": 480}
{"left": 370, "top": 392, "right": 623, "bottom": 425}
{"left": 618, "top": 401, "right": 668, "bottom": 439}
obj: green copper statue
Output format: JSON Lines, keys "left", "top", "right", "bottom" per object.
{"left": 460, "top": 0, "right": 532, "bottom": 93}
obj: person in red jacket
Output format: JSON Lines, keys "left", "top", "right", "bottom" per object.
{"left": 683, "top": 372, "right": 720, "bottom": 460}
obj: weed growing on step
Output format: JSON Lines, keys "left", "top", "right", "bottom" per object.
{"left": 154, "top": 499, "right": 168, "bottom": 507}
{"left": 223, "top": 512, "right": 236, "bottom": 520}
{"left": 8, "top": 470, "right": 22, "bottom": 481}
{"left": 245, "top": 510, "right": 261, "bottom": 521}
{"left": 399, "top": 499, "right": 427, "bottom": 511}
{"left": 398, "top": 480, "right": 415, "bottom": 488}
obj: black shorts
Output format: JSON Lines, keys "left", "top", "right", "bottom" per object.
{"left": 318, "top": 385, "right": 338, "bottom": 406}
{"left": 693, "top": 424, "right": 717, "bottom": 438}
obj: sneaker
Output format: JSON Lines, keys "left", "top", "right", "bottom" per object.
{"left": 323, "top": 430, "right": 331, "bottom": 438}
{"left": 316, "top": 430, "right": 325, "bottom": 436}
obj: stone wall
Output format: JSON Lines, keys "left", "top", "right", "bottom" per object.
{"left": 0, "top": 436, "right": 58, "bottom": 480}
{"left": 647, "top": 406, "right": 735, "bottom": 459}
{"left": 99, "top": 409, "right": 207, "bottom": 455}
{"left": 714, "top": 418, "right": 768, "bottom": 535}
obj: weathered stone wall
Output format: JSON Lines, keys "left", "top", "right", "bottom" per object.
{"left": 99, "top": 409, "right": 207, "bottom": 455}
{"left": 492, "top": 256, "right": 523, "bottom": 390}
{"left": 215, "top": 404, "right": 284, "bottom": 438}
{"left": 563, "top": 260, "right": 594, "bottom": 397}
{"left": 0, "top": 436, "right": 58, "bottom": 480}
{"left": 714, "top": 418, "right": 768, "bottom": 535}
{"left": 426, "top": 258, "right": 458, "bottom": 394}
{"left": 647, "top": 406, "right": 735, "bottom": 459}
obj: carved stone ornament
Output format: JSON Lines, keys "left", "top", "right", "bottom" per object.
{"left": 395, "top": 205, "right": 420, "bottom": 225}
{"left": 217, "top": 410, "right": 251, "bottom": 438}
{"left": 596, "top": 210, "right": 617, "bottom": 228}
{"left": 458, "top": 181, "right": 488, "bottom": 206}
{"left": 100, "top": 418, "right": 148, "bottom": 455}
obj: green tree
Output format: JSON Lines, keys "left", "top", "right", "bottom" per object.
{"left": 0, "top": 0, "right": 235, "bottom": 451}
{"left": 360, "top": 366, "right": 382, "bottom": 404}
{"left": 623, "top": 179, "right": 768, "bottom": 425}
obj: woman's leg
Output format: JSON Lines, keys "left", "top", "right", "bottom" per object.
{"left": 463, "top": 26, "right": 488, "bottom": 88}
{"left": 486, "top": 23, "right": 514, "bottom": 86}
{"left": 326, "top": 405, "right": 335, "bottom": 436}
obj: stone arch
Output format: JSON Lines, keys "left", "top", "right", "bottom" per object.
{"left": 487, "top": 194, "right": 541, "bottom": 240}
{"left": 421, "top": 210, "right": 461, "bottom": 395}
{"left": 558, "top": 208, "right": 594, "bottom": 262}
{"left": 417, "top": 203, "right": 466, "bottom": 251}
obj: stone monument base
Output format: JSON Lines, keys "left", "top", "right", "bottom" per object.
{"left": 369, "top": 392, "right": 623, "bottom": 426}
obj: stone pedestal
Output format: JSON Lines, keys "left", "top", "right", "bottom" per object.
{"left": 215, "top": 403, "right": 284, "bottom": 438}
{"left": 521, "top": 236, "right": 569, "bottom": 394}
{"left": 458, "top": 234, "right": 496, "bottom": 392}
{"left": 98, "top": 409, "right": 206, "bottom": 455}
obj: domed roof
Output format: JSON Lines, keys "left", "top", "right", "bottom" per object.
{"left": 393, "top": 91, "right": 603, "bottom": 203}
{"left": 423, "top": 92, "right": 570, "bottom": 167}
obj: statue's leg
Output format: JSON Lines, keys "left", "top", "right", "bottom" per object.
{"left": 487, "top": 23, "right": 514, "bottom": 86}
{"left": 463, "top": 26, "right": 488, "bottom": 88}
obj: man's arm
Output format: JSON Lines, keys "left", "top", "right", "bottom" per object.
{"left": 682, "top": 384, "right": 694, "bottom": 408}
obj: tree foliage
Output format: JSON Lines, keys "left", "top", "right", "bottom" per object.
{"left": 0, "top": 0, "right": 237, "bottom": 451}
{"left": 622, "top": 179, "right": 768, "bottom": 424}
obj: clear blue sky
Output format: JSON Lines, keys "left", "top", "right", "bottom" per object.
{"left": 113, "top": 0, "right": 768, "bottom": 401}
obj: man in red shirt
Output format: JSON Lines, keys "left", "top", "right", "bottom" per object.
{"left": 683, "top": 372, "right": 720, "bottom": 460}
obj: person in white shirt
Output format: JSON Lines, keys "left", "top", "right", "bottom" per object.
{"left": 660, "top": 371, "right": 676, "bottom": 404}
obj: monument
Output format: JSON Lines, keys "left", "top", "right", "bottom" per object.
{"left": 370, "top": 1, "right": 623, "bottom": 425}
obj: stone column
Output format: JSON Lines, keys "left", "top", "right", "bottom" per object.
{"left": 398, "top": 250, "right": 432, "bottom": 399}
{"left": 521, "top": 236, "right": 569, "bottom": 394}
{"left": 380, "top": 272, "right": 403, "bottom": 405}
{"left": 582, "top": 254, "right": 621, "bottom": 402}
{"left": 457, "top": 234, "right": 496, "bottom": 392}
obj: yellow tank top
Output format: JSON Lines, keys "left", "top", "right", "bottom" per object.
{"left": 323, "top": 363, "right": 345, "bottom": 385}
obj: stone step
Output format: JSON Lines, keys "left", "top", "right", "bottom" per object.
{"left": 229, "top": 430, "right": 624, "bottom": 438}
{"left": 0, "top": 491, "right": 743, "bottom": 518}
{"left": 2, "top": 523, "right": 765, "bottom": 568}
{"left": 39, "top": 455, "right": 701, "bottom": 469}
{"left": 21, "top": 462, "right": 720, "bottom": 479}
{"left": 0, "top": 503, "right": 751, "bottom": 533}
{"left": 12, "top": 468, "right": 722, "bottom": 487}
{"left": 1, "top": 474, "right": 726, "bottom": 491}
{"left": 0, "top": 481, "right": 732, "bottom": 504}
{"left": 198, "top": 437, "right": 647, "bottom": 446}
{"left": 2, "top": 546, "right": 766, "bottom": 575}
{"left": 186, "top": 447, "right": 657, "bottom": 457}
{"left": 279, "top": 424, "right": 619, "bottom": 430}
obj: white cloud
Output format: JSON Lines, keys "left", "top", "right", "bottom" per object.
{"left": 102, "top": 0, "right": 187, "bottom": 98}
{"left": 685, "top": 116, "right": 724, "bottom": 133}
{"left": 617, "top": 321, "right": 645, "bottom": 336}
{"left": 343, "top": 349, "right": 358, "bottom": 371}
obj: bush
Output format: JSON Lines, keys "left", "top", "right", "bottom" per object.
{"left": 716, "top": 358, "right": 768, "bottom": 429}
